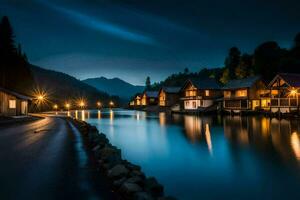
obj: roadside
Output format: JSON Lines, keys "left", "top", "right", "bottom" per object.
{"left": 0, "top": 116, "right": 119, "bottom": 200}
{"left": 0, "top": 115, "right": 41, "bottom": 126}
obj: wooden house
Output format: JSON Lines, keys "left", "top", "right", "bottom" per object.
{"left": 0, "top": 87, "right": 31, "bottom": 116}
{"left": 158, "top": 87, "right": 181, "bottom": 107}
{"left": 141, "top": 91, "right": 159, "bottom": 106}
{"left": 180, "top": 78, "right": 222, "bottom": 110}
{"left": 268, "top": 73, "right": 300, "bottom": 113}
{"left": 223, "top": 76, "right": 268, "bottom": 112}
{"left": 134, "top": 94, "right": 142, "bottom": 106}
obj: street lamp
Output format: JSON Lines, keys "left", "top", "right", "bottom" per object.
{"left": 34, "top": 90, "right": 48, "bottom": 112}
{"left": 97, "top": 101, "right": 101, "bottom": 109}
{"left": 53, "top": 104, "right": 58, "bottom": 110}
{"left": 65, "top": 103, "right": 71, "bottom": 110}
{"left": 109, "top": 101, "right": 114, "bottom": 108}
{"left": 79, "top": 101, "right": 85, "bottom": 109}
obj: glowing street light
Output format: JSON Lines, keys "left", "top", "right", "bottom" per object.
{"left": 37, "top": 95, "right": 44, "bottom": 101}
{"left": 79, "top": 101, "right": 86, "bottom": 109}
{"left": 109, "top": 101, "right": 114, "bottom": 108}
{"left": 97, "top": 101, "right": 102, "bottom": 108}
{"left": 65, "top": 103, "right": 71, "bottom": 110}
{"left": 53, "top": 104, "right": 58, "bottom": 110}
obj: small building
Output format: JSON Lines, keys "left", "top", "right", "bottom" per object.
{"left": 268, "top": 73, "right": 300, "bottom": 113}
{"left": 223, "top": 76, "right": 268, "bottom": 112}
{"left": 180, "top": 78, "right": 222, "bottom": 110}
{"left": 158, "top": 87, "right": 181, "bottom": 107}
{"left": 141, "top": 91, "right": 159, "bottom": 106}
{"left": 129, "top": 99, "right": 135, "bottom": 106}
{"left": 134, "top": 94, "right": 142, "bottom": 106}
{"left": 0, "top": 87, "right": 31, "bottom": 116}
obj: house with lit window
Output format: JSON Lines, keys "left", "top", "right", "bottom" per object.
{"left": 268, "top": 73, "right": 300, "bottom": 113}
{"left": 134, "top": 94, "right": 142, "bottom": 106}
{"left": 180, "top": 78, "right": 222, "bottom": 110}
{"left": 141, "top": 91, "right": 159, "bottom": 106}
{"left": 0, "top": 87, "right": 31, "bottom": 116}
{"left": 223, "top": 76, "right": 268, "bottom": 112}
{"left": 158, "top": 87, "right": 181, "bottom": 107}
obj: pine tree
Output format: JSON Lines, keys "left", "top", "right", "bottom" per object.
{"left": 0, "top": 16, "right": 35, "bottom": 94}
{"left": 225, "top": 47, "right": 241, "bottom": 79}
{"left": 145, "top": 76, "right": 151, "bottom": 90}
{"left": 0, "top": 16, "right": 16, "bottom": 59}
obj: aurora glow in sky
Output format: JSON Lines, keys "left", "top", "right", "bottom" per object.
{"left": 1, "top": 0, "right": 300, "bottom": 85}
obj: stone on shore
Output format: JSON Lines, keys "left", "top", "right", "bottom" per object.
{"left": 120, "top": 182, "right": 143, "bottom": 196}
{"left": 113, "top": 177, "right": 127, "bottom": 188}
{"left": 126, "top": 175, "right": 144, "bottom": 185}
{"left": 108, "top": 164, "right": 129, "bottom": 179}
{"left": 133, "top": 192, "right": 154, "bottom": 200}
{"left": 130, "top": 170, "right": 146, "bottom": 178}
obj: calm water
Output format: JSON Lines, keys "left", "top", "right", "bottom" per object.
{"left": 72, "top": 109, "right": 300, "bottom": 200}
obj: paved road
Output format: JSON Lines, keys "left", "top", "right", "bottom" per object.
{"left": 0, "top": 117, "right": 118, "bottom": 200}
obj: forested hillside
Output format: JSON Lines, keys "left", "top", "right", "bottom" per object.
{"left": 150, "top": 33, "right": 300, "bottom": 90}
{"left": 0, "top": 16, "right": 119, "bottom": 108}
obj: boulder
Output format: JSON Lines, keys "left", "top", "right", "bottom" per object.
{"left": 133, "top": 192, "right": 154, "bottom": 200}
{"left": 95, "top": 146, "right": 121, "bottom": 161}
{"left": 113, "top": 177, "right": 127, "bottom": 188}
{"left": 144, "top": 177, "right": 164, "bottom": 198}
{"left": 130, "top": 170, "right": 145, "bottom": 178}
{"left": 108, "top": 164, "right": 129, "bottom": 179}
{"left": 120, "top": 182, "right": 142, "bottom": 196}
{"left": 126, "top": 176, "right": 144, "bottom": 185}
{"left": 125, "top": 162, "right": 141, "bottom": 171}
{"left": 89, "top": 125, "right": 99, "bottom": 133}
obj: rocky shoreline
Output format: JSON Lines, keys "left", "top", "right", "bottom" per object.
{"left": 70, "top": 118, "right": 176, "bottom": 200}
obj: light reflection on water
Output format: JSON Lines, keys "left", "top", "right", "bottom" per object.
{"left": 69, "top": 109, "right": 300, "bottom": 200}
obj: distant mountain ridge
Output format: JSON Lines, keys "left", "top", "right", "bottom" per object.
{"left": 83, "top": 77, "right": 144, "bottom": 100}
{"left": 30, "top": 65, "right": 117, "bottom": 107}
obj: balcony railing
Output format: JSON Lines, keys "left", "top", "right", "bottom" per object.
{"left": 224, "top": 99, "right": 249, "bottom": 109}
{"left": 270, "top": 98, "right": 299, "bottom": 107}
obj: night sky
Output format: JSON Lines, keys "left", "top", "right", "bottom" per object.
{"left": 1, "top": 0, "right": 300, "bottom": 85}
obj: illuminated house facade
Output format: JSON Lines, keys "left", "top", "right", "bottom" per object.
{"left": 134, "top": 94, "right": 142, "bottom": 106}
{"left": 0, "top": 87, "right": 31, "bottom": 116}
{"left": 141, "top": 91, "right": 159, "bottom": 106}
{"left": 223, "top": 76, "right": 268, "bottom": 111}
{"left": 180, "top": 78, "right": 222, "bottom": 110}
{"left": 158, "top": 87, "right": 181, "bottom": 107}
{"left": 268, "top": 73, "right": 300, "bottom": 113}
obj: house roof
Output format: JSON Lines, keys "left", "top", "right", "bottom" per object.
{"left": 223, "top": 76, "right": 261, "bottom": 90}
{"left": 182, "top": 78, "right": 221, "bottom": 90}
{"left": 160, "top": 87, "right": 181, "bottom": 94}
{"left": 0, "top": 87, "right": 32, "bottom": 100}
{"left": 269, "top": 73, "right": 300, "bottom": 88}
{"left": 144, "top": 91, "right": 159, "bottom": 98}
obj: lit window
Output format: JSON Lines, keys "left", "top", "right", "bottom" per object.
{"left": 186, "top": 90, "right": 196, "bottom": 97}
{"left": 224, "top": 91, "right": 231, "bottom": 97}
{"left": 236, "top": 90, "right": 247, "bottom": 97}
{"left": 9, "top": 100, "right": 16, "bottom": 109}
{"left": 205, "top": 90, "right": 210, "bottom": 96}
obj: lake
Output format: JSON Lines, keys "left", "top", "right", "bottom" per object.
{"left": 72, "top": 109, "right": 300, "bottom": 200}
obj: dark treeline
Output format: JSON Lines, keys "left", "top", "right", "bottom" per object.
{"left": 0, "top": 16, "right": 119, "bottom": 109}
{"left": 150, "top": 33, "right": 300, "bottom": 89}
{"left": 0, "top": 16, "right": 35, "bottom": 95}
